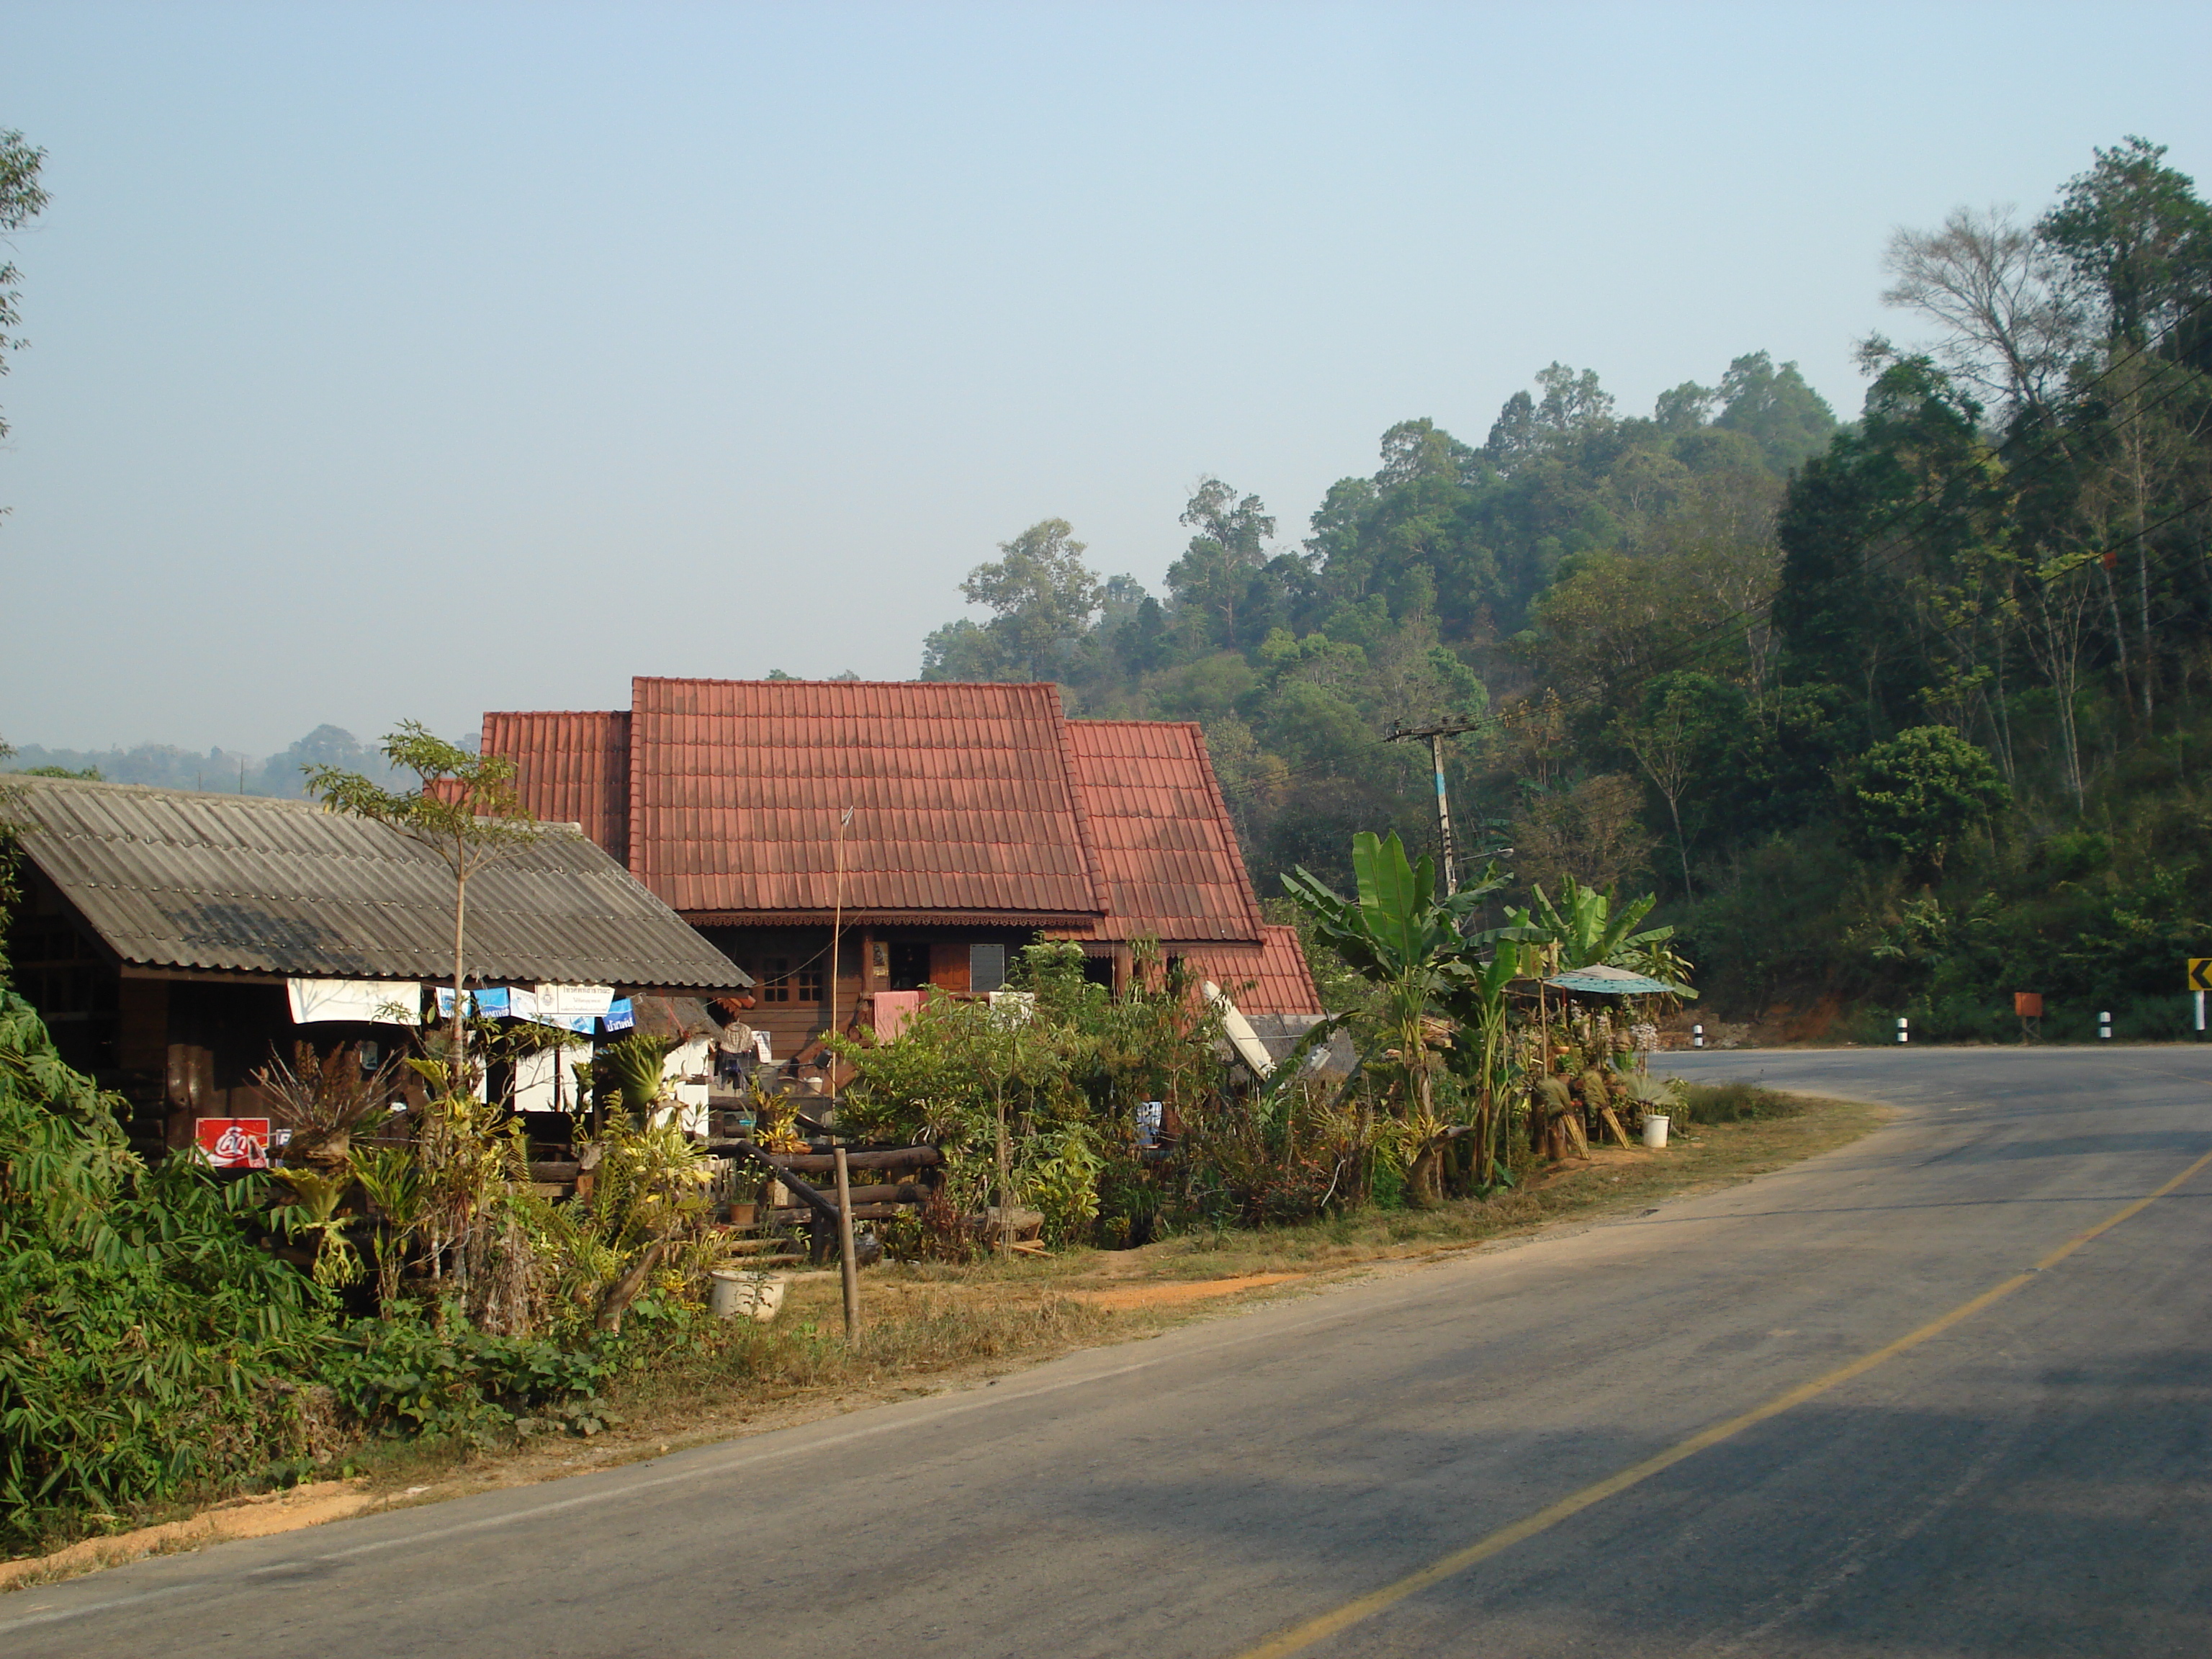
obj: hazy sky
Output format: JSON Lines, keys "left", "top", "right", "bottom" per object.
{"left": 4, "top": 2, "right": 2209, "bottom": 755}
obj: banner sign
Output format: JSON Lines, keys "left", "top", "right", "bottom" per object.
{"left": 195, "top": 1117, "right": 272, "bottom": 1169}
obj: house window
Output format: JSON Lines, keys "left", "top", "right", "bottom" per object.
{"left": 796, "top": 963, "right": 823, "bottom": 1003}
{"left": 969, "top": 943, "right": 1006, "bottom": 994}
{"left": 760, "top": 957, "right": 791, "bottom": 1002}
{"left": 889, "top": 943, "right": 930, "bottom": 992}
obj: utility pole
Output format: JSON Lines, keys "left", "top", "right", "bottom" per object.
{"left": 1385, "top": 717, "right": 1480, "bottom": 893}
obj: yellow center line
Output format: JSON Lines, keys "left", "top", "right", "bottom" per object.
{"left": 1233, "top": 1143, "right": 2212, "bottom": 1659}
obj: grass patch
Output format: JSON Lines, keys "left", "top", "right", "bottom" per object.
{"left": 1673, "top": 1080, "right": 1802, "bottom": 1125}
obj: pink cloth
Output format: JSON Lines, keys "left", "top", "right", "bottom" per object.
{"left": 873, "top": 991, "right": 925, "bottom": 1042}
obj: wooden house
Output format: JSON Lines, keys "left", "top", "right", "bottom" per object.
{"left": 1, "top": 776, "right": 748, "bottom": 1156}
{"left": 481, "top": 678, "right": 1321, "bottom": 1065}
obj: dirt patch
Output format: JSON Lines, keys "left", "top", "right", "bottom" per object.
{"left": 1066, "top": 1273, "right": 1306, "bottom": 1310}
{"left": 0, "top": 1480, "right": 381, "bottom": 1592}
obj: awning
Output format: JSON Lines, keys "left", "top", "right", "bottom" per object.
{"left": 1543, "top": 963, "right": 1681, "bottom": 997}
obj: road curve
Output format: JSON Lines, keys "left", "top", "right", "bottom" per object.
{"left": 7, "top": 1046, "right": 2211, "bottom": 1658}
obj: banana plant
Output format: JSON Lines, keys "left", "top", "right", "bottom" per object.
{"left": 1284, "top": 832, "right": 1537, "bottom": 1205}
{"left": 1434, "top": 939, "right": 1543, "bottom": 1190}
{"left": 1507, "top": 875, "right": 1691, "bottom": 989}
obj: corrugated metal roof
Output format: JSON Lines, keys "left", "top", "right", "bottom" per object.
{"left": 479, "top": 709, "right": 630, "bottom": 867}
{"left": 1185, "top": 926, "right": 1323, "bottom": 1016}
{"left": 6, "top": 776, "right": 748, "bottom": 990}
{"left": 621, "top": 678, "right": 1105, "bottom": 921}
{"left": 1061, "top": 720, "right": 1264, "bottom": 943}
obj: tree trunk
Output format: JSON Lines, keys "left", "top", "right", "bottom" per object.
{"left": 595, "top": 1238, "right": 671, "bottom": 1333}
{"left": 1667, "top": 793, "right": 1694, "bottom": 902}
{"left": 449, "top": 858, "right": 470, "bottom": 1077}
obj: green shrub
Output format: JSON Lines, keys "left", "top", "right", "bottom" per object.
{"left": 0, "top": 988, "right": 336, "bottom": 1548}
{"left": 318, "top": 1303, "right": 613, "bottom": 1444}
{"left": 1673, "top": 1081, "right": 1799, "bottom": 1125}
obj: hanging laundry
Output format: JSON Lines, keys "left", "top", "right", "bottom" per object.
{"left": 289, "top": 979, "right": 423, "bottom": 1025}
{"left": 434, "top": 986, "right": 511, "bottom": 1019}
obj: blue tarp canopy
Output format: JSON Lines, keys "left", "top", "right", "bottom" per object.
{"left": 1543, "top": 963, "right": 1680, "bottom": 997}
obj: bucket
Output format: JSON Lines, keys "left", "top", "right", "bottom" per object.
{"left": 1642, "top": 1113, "right": 1671, "bottom": 1149}
{"left": 709, "top": 1269, "right": 788, "bottom": 1322}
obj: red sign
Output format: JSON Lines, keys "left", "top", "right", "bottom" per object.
{"left": 195, "top": 1117, "right": 272, "bottom": 1169}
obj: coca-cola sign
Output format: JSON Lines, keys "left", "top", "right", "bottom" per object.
{"left": 194, "top": 1117, "right": 272, "bottom": 1169}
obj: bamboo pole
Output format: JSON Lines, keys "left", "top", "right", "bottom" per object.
{"left": 827, "top": 804, "right": 853, "bottom": 1092}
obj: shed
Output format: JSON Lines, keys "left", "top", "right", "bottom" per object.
{"left": 3, "top": 775, "right": 748, "bottom": 1154}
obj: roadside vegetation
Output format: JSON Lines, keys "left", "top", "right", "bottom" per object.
{"left": 3, "top": 724, "right": 1768, "bottom": 1564}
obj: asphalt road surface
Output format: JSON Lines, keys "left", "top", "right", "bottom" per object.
{"left": 9, "top": 1046, "right": 2211, "bottom": 1658}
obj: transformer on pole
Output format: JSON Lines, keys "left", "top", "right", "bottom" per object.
{"left": 1385, "top": 716, "right": 1480, "bottom": 894}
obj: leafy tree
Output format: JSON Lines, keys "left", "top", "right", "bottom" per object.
{"left": 1844, "top": 726, "right": 2010, "bottom": 876}
{"left": 1166, "top": 478, "right": 1278, "bottom": 650}
{"left": 1712, "top": 351, "right": 1839, "bottom": 472}
{"left": 2040, "top": 136, "right": 2212, "bottom": 349}
{"left": 304, "top": 724, "right": 549, "bottom": 1068}
{"left": 1653, "top": 380, "right": 1717, "bottom": 431}
{"left": 1615, "top": 675, "right": 1717, "bottom": 901}
{"left": 1772, "top": 357, "right": 1997, "bottom": 735}
{"left": 1, "top": 127, "right": 50, "bottom": 458}
{"left": 921, "top": 518, "right": 1102, "bottom": 683}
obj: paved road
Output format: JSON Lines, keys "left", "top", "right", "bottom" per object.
{"left": 9, "top": 1047, "right": 2212, "bottom": 1658}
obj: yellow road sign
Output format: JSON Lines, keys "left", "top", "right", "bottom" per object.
{"left": 2189, "top": 958, "right": 2212, "bottom": 992}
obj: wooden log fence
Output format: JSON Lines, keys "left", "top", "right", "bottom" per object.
{"left": 709, "top": 1138, "right": 945, "bottom": 1264}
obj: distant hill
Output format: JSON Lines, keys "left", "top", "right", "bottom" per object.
{"left": 5, "top": 724, "right": 407, "bottom": 798}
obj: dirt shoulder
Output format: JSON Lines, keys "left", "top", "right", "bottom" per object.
{"left": 7, "top": 1092, "right": 1879, "bottom": 1589}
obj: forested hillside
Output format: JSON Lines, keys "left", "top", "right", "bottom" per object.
{"left": 922, "top": 137, "right": 2212, "bottom": 1043}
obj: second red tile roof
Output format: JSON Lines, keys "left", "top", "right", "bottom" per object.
{"left": 559, "top": 679, "right": 1108, "bottom": 923}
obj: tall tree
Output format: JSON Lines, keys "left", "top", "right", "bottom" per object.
{"left": 1166, "top": 478, "right": 1276, "bottom": 650}
{"left": 2040, "top": 136, "right": 2212, "bottom": 350}
{"left": 921, "top": 518, "right": 1102, "bottom": 683}
{"left": 0, "top": 129, "right": 50, "bottom": 456}
{"left": 1713, "top": 351, "right": 1838, "bottom": 472}
{"left": 1879, "top": 205, "right": 2080, "bottom": 418}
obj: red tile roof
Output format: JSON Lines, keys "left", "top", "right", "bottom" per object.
{"left": 1061, "top": 721, "right": 1264, "bottom": 943}
{"left": 624, "top": 678, "right": 1104, "bottom": 922}
{"left": 480, "top": 711, "right": 631, "bottom": 868}
{"left": 1187, "top": 925, "right": 1324, "bottom": 1017}
{"left": 483, "top": 680, "right": 1279, "bottom": 953}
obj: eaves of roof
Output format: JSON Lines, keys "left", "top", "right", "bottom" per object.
{"left": 6, "top": 776, "right": 749, "bottom": 992}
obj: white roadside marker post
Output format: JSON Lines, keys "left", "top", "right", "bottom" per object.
{"left": 1692, "top": 1024, "right": 1705, "bottom": 1049}
{"left": 2099, "top": 1010, "right": 2113, "bottom": 1041}
{"left": 1896, "top": 1016, "right": 1910, "bottom": 1045}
